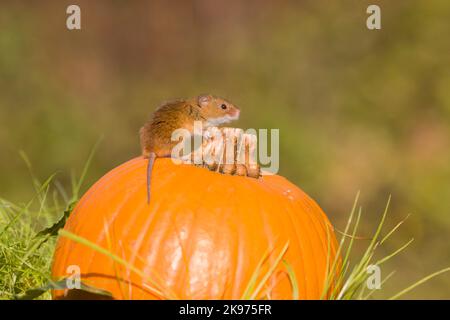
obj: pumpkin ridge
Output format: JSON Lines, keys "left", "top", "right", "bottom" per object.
{"left": 282, "top": 194, "right": 309, "bottom": 298}
{"left": 249, "top": 178, "right": 282, "bottom": 298}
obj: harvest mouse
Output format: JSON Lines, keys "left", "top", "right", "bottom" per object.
{"left": 140, "top": 94, "right": 240, "bottom": 203}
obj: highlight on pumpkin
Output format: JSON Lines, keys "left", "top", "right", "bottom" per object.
{"left": 1, "top": 1, "right": 450, "bottom": 303}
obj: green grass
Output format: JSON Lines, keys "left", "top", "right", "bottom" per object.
{"left": 1, "top": 148, "right": 449, "bottom": 299}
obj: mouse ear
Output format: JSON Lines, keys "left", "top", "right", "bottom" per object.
{"left": 198, "top": 94, "right": 212, "bottom": 108}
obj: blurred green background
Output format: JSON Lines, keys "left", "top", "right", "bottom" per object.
{"left": 0, "top": 0, "right": 449, "bottom": 298}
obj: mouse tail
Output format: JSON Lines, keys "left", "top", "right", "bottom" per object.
{"left": 146, "top": 152, "right": 156, "bottom": 204}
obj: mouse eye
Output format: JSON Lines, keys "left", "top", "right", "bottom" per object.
{"left": 221, "top": 104, "right": 227, "bottom": 110}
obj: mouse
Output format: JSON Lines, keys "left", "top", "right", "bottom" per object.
{"left": 140, "top": 94, "right": 240, "bottom": 203}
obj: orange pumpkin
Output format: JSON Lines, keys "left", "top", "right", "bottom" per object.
{"left": 52, "top": 157, "right": 339, "bottom": 299}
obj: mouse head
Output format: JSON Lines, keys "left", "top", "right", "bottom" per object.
{"left": 196, "top": 94, "right": 240, "bottom": 126}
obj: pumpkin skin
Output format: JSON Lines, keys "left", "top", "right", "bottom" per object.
{"left": 52, "top": 157, "right": 339, "bottom": 299}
